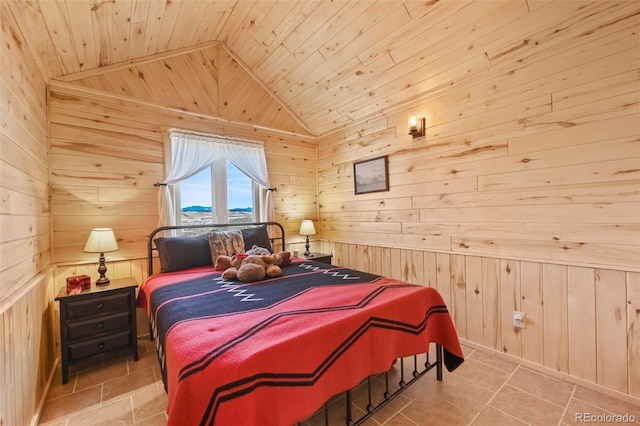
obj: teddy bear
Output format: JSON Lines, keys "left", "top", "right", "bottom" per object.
{"left": 275, "top": 250, "right": 291, "bottom": 266}
{"left": 217, "top": 245, "right": 291, "bottom": 282}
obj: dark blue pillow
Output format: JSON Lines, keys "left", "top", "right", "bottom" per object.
{"left": 155, "top": 233, "right": 212, "bottom": 273}
{"left": 241, "top": 225, "right": 273, "bottom": 253}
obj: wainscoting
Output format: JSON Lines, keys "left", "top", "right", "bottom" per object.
{"left": 0, "top": 271, "right": 56, "bottom": 426}
{"left": 322, "top": 240, "right": 639, "bottom": 402}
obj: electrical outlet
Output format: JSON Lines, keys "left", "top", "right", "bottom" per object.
{"left": 513, "top": 311, "right": 526, "bottom": 329}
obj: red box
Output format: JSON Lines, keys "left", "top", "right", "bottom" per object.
{"left": 66, "top": 275, "right": 91, "bottom": 294}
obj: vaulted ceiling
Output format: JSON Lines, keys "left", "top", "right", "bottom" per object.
{"left": 7, "top": 0, "right": 623, "bottom": 136}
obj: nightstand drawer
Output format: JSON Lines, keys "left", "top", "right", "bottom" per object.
{"left": 66, "top": 292, "right": 131, "bottom": 319}
{"left": 66, "top": 311, "right": 132, "bottom": 341}
{"left": 68, "top": 330, "right": 133, "bottom": 360}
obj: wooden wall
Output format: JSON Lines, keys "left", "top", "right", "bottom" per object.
{"left": 1, "top": 3, "right": 57, "bottom": 426}
{"left": 63, "top": 43, "right": 310, "bottom": 136}
{"left": 317, "top": 3, "right": 639, "bottom": 400}
{"left": 2, "top": 2, "right": 639, "bottom": 424}
{"left": 48, "top": 40, "right": 318, "bottom": 270}
{"left": 48, "top": 80, "right": 318, "bottom": 272}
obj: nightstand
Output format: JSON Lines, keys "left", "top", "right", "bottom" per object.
{"left": 304, "top": 252, "right": 333, "bottom": 265}
{"left": 55, "top": 277, "right": 139, "bottom": 384}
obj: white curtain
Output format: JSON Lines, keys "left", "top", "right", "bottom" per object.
{"left": 158, "top": 131, "right": 274, "bottom": 227}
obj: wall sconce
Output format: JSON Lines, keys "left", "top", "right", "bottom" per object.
{"left": 408, "top": 116, "right": 425, "bottom": 139}
{"left": 84, "top": 228, "right": 119, "bottom": 286}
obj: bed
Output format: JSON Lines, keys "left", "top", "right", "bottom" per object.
{"left": 137, "top": 222, "right": 464, "bottom": 426}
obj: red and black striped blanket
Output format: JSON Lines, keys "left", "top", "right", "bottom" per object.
{"left": 137, "top": 259, "right": 464, "bottom": 426}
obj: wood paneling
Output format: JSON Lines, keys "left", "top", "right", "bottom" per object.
{"left": 66, "top": 44, "right": 310, "bottom": 136}
{"left": 329, "top": 242, "right": 640, "bottom": 401}
{"left": 1, "top": 3, "right": 55, "bottom": 426}
{"left": 317, "top": 0, "right": 639, "bottom": 401}
{"left": 48, "top": 82, "right": 318, "bottom": 264}
{"left": 10, "top": 1, "right": 638, "bottom": 137}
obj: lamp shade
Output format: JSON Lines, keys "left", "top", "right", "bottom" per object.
{"left": 83, "top": 228, "right": 119, "bottom": 253}
{"left": 299, "top": 220, "right": 316, "bottom": 236}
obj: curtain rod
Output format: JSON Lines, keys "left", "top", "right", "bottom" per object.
{"left": 169, "top": 128, "right": 263, "bottom": 146}
{"left": 154, "top": 182, "right": 276, "bottom": 191}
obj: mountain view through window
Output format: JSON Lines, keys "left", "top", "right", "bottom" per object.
{"left": 180, "top": 161, "right": 254, "bottom": 226}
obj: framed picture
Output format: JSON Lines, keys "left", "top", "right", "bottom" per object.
{"left": 353, "top": 155, "right": 389, "bottom": 195}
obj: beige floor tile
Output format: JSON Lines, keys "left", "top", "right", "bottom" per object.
{"left": 421, "top": 373, "right": 495, "bottom": 413}
{"left": 382, "top": 413, "right": 421, "bottom": 426}
{"left": 367, "top": 392, "right": 413, "bottom": 425}
{"left": 39, "top": 421, "right": 66, "bottom": 426}
{"left": 303, "top": 397, "right": 354, "bottom": 426}
{"left": 507, "top": 367, "right": 575, "bottom": 406}
{"left": 351, "top": 373, "right": 413, "bottom": 421}
{"left": 103, "top": 368, "right": 159, "bottom": 402}
{"left": 572, "top": 385, "right": 640, "bottom": 421}
{"left": 47, "top": 370, "right": 79, "bottom": 400}
{"left": 563, "top": 395, "right": 640, "bottom": 425}
{"left": 133, "top": 412, "right": 169, "bottom": 426}
{"left": 131, "top": 383, "right": 169, "bottom": 423}
{"left": 128, "top": 349, "right": 161, "bottom": 374}
{"left": 75, "top": 359, "right": 129, "bottom": 392}
{"left": 39, "top": 385, "right": 102, "bottom": 425}
{"left": 459, "top": 343, "right": 476, "bottom": 358}
{"left": 563, "top": 397, "right": 616, "bottom": 426}
{"left": 136, "top": 339, "right": 154, "bottom": 354}
{"left": 471, "top": 406, "right": 528, "bottom": 426}
{"left": 39, "top": 337, "right": 640, "bottom": 426}
{"left": 67, "top": 397, "right": 134, "bottom": 426}
{"left": 401, "top": 394, "right": 477, "bottom": 426}
{"left": 490, "top": 384, "right": 566, "bottom": 426}
{"left": 450, "top": 357, "right": 512, "bottom": 392}
{"left": 399, "top": 373, "right": 437, "bottom": 400}
{"left": 466, "top": 348, "right": 519, "bottom": 374}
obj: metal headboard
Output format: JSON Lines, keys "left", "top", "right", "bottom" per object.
{"left": 147, "top": 221, "right": 286, "bottom": 276}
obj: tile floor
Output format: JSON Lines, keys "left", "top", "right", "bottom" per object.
{"left": 38, "top": 338, "right": 640, "bottom": 426}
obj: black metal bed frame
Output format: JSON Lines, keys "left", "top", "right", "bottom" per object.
{"left": 145, "top": 221, "right": 444, "bottom": 426}
{"left": 319, "top": 348, "right": 444, "bottom": 426}
{"left": 146, "top": 221, "right": 286, "bottom": 276}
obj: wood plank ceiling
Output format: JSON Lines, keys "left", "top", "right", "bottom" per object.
{"left": 7, "top": 0, "right": 627, "bottom": 136}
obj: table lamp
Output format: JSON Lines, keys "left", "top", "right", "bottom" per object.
{"left": 299, "top": 220, "right": 316, "bottom": 257}
{"left": 84, "top": 228, "right": 119, "bottom": 286}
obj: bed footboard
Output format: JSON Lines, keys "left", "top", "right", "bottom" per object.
{"left": 300, "top": 345, "right": 443, "bottom": 426}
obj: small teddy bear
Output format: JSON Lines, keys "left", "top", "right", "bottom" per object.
{"left": 275, "top": 250, "right": 291, "bottom": 266}
{"left": 215, "top": 245, "right": 292, "bottom": 282}
{"left": 218, "top": 245, "right": 289, "bottom": 282}
{"left": 247, "top": 245, "right": 292, "bottom": 270}
{"left": 215, "top": 246, "right": 277, "bottom": 270}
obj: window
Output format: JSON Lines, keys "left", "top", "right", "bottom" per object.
{"left": 178, "top": 160, "right": 258, "bottom": 225}
{"left": 157, "top": 130, "right": 273, "bottom": 229}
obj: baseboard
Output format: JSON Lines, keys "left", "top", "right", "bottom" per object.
{"left": 31, "top": 357, "right": 60, "bottom": 426}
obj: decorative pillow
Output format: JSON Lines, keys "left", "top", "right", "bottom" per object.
{"left": 241, "top": 225, "right": 273, "bottom": 253}
{"left": 155, "top": 233, "right": 212, "bottom": 273}
{"left": 207, "top": 230, "right": 245, "bottom": 264}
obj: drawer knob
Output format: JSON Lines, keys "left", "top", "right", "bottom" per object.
{"left": 98, "top": 343, "right": 105, "bottom": 349}
{"left": 97, "top": 303, "right": 104, "bottom": 309}
{"left": 97, "top": 323, "right": 105, "bottom": 329}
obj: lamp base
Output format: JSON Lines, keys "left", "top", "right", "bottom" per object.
{"left": 303, "top": 235, "right": 311, "bottom": 257}
{"left": 95, "top": 276, "right": 111, "bottom": 286}
{"left": 95, "top": 252, "right": 110, "bottom": 286}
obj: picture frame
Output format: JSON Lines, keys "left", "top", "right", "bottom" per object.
{"left": 353, "top": 155, "right": 389, "bottom": 195}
